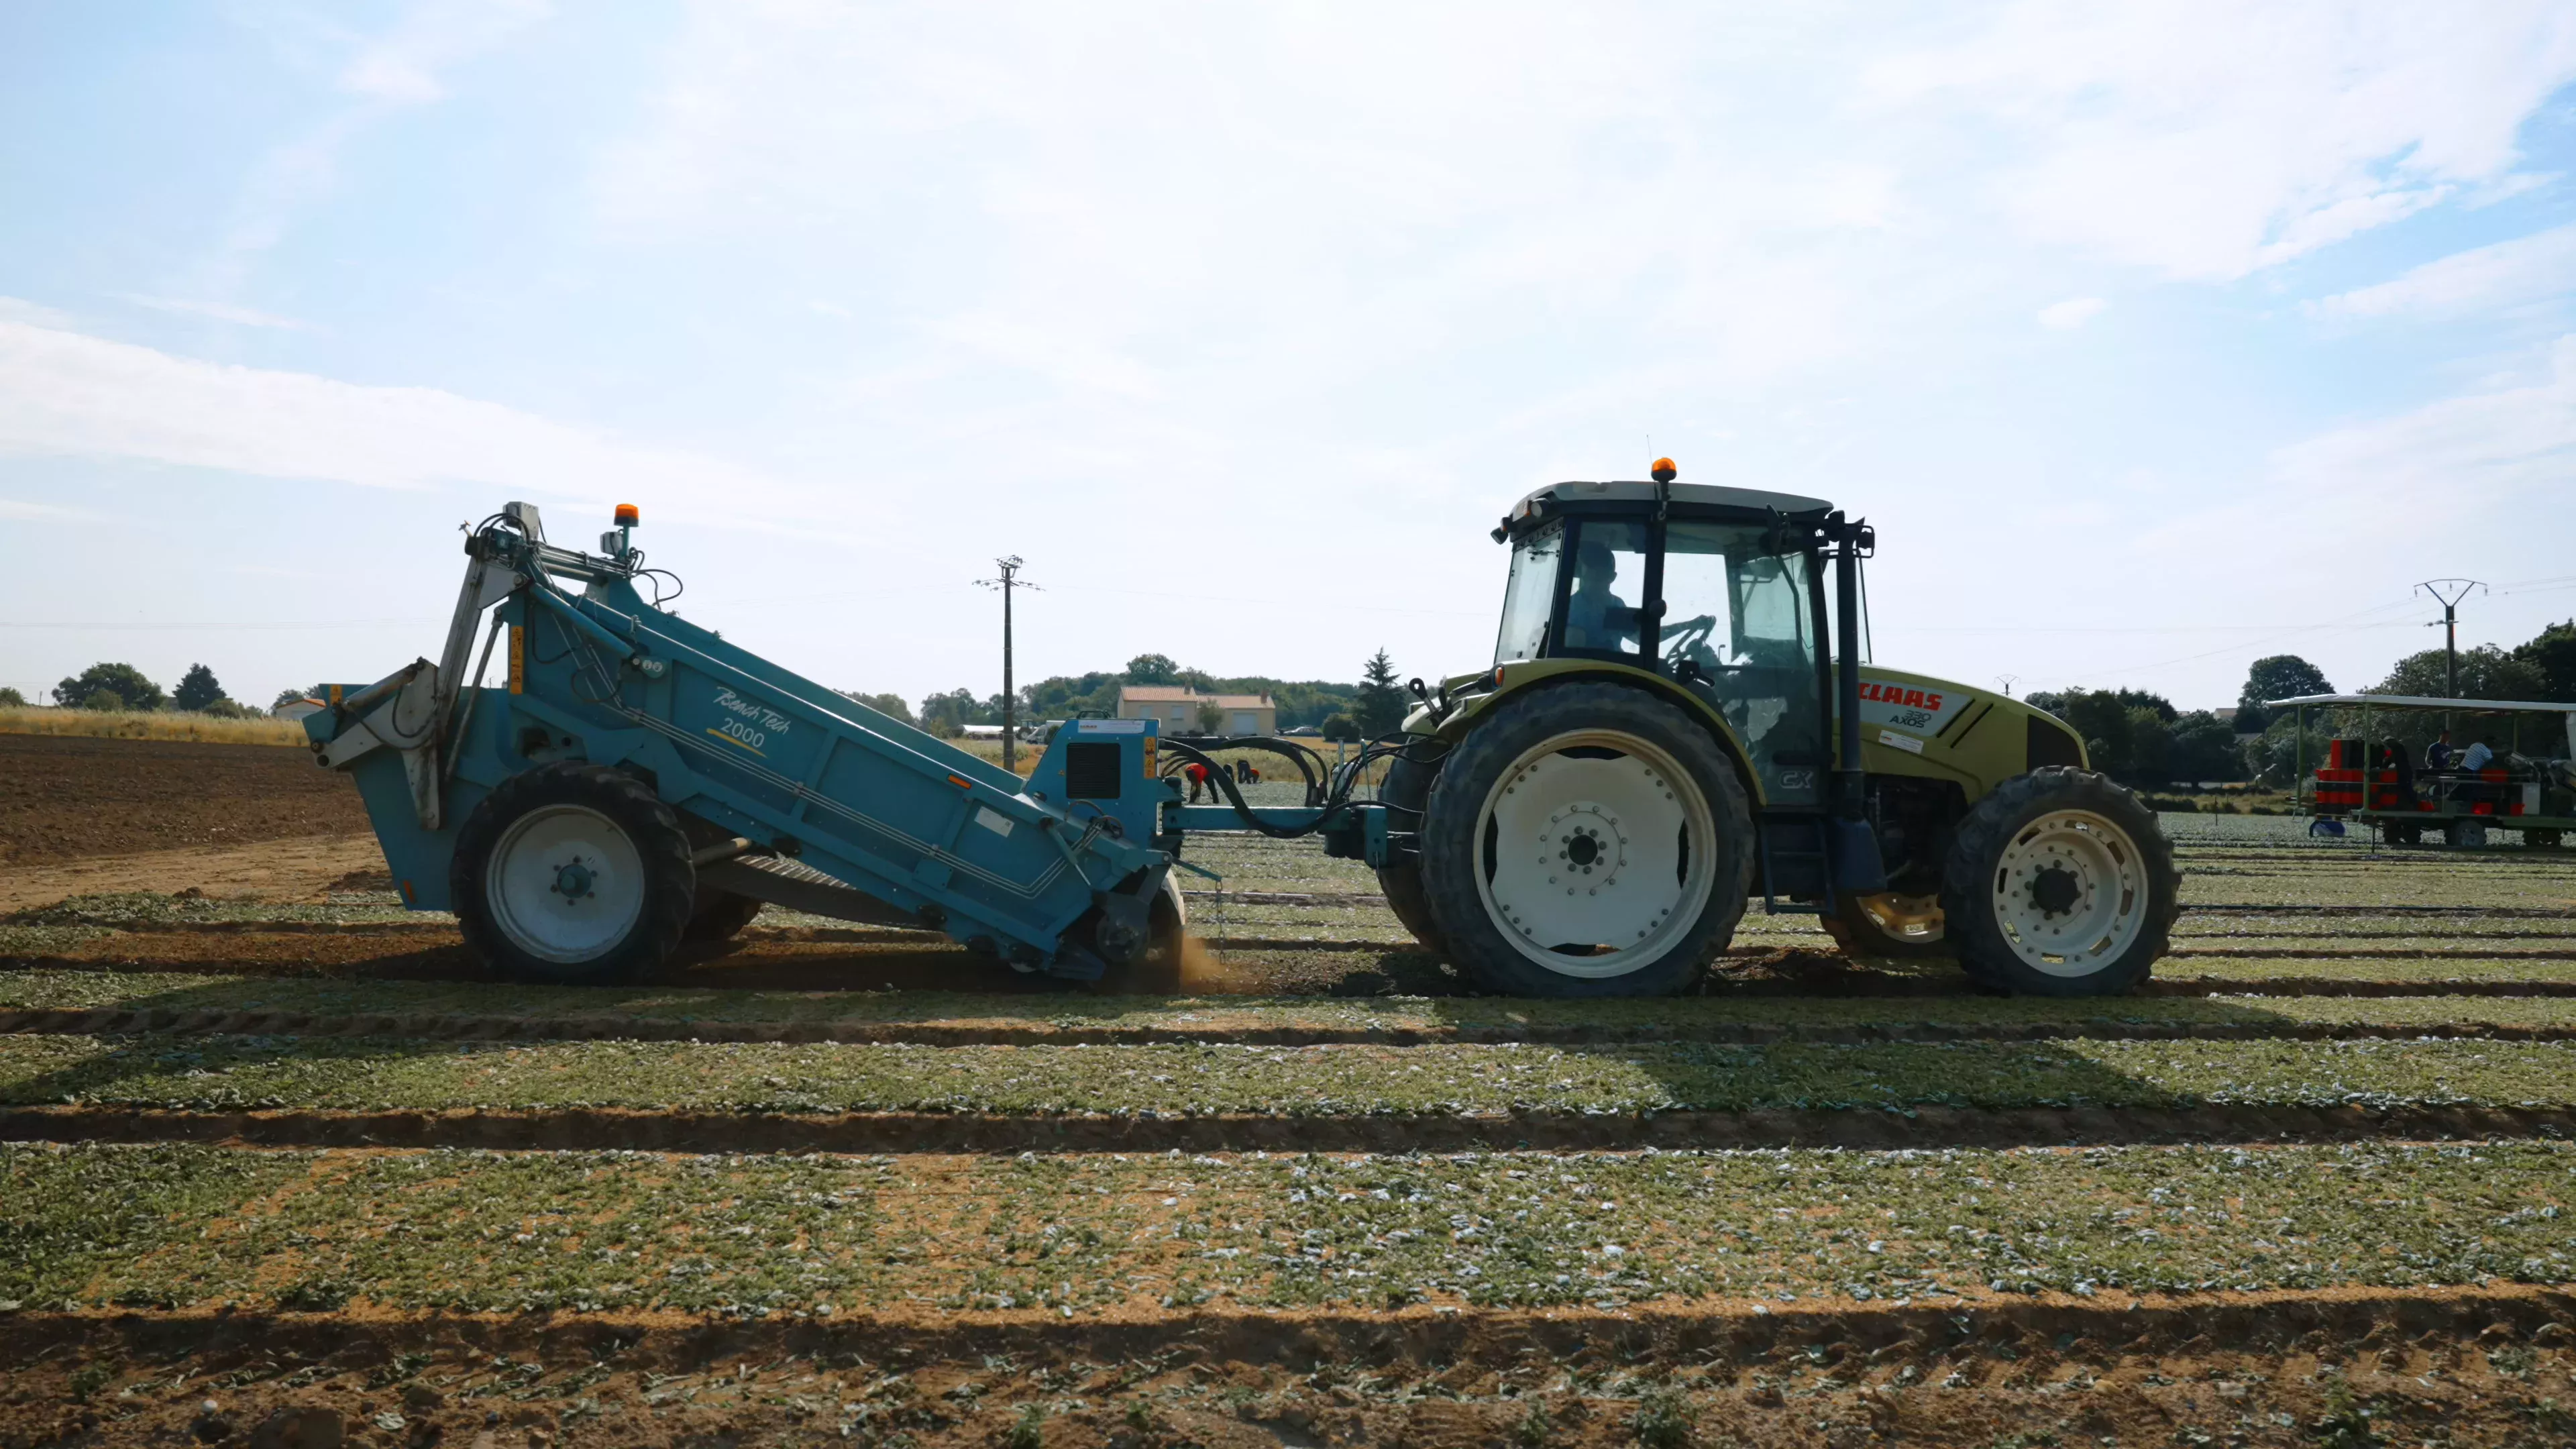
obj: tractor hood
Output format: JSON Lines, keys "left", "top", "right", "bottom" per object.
{"left": 1855, "top": 665, "right": 2088, "bottom": 796}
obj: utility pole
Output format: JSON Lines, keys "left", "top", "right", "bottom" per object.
{"left": 2416, "top": 578, "right": 2485, "bottom": 701}
{"left": 976, "top": 557, "right": 1038, "bottom": 773}
{"left": 1993, "top": 674, "right": 2019, "bottom": 699}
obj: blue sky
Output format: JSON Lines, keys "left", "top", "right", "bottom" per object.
{"left": 5, "top": 2, "right": 2576, "bottom": 712}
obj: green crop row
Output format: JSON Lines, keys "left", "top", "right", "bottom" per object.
{"left": 6, "top": 1138, "right": 2573, "bottom": 1317}
{"left": 7, "top": 1032, "right": 2576, "bottom": 1116}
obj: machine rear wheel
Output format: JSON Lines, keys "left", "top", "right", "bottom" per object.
{"left": 1374, "top": 749, "right": 1450, "bottom": 956}
{"left": 451, "top": 762, "right": 696, "bottom": 983}
{"left": 1417, "top": 682, "right": 1752, "bottom": 997}
{"left": 1819, "top": 893, "right": 1950, "bottom": 958}
{"left": 1939, "top": 767, "right": 2177, "bottom": 997}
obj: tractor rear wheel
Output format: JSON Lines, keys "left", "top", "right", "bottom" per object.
{"left": 1416, "top": 682, "right": 1752, "bottom": 997}
{"left": 451, "top": 762, "right": 696, "bottom": 983}
{"left": 1939, "top": 767, "right": 2177, "bottom": 997}
{"left": 1375, "top": 749, "right": 1450, "bottom": 956}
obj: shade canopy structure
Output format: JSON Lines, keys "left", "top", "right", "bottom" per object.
{"left": 2265, "top": 694, "right": 2576, "bottom": 713}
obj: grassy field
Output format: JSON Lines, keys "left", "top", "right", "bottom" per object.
{"left": 11, "top": 1031, "right": 2576, "bottom": 1119}
{"left": 10, "top": 1138, "right": 2576, "bottom": 1318}
{"left": 0, "top": 704, "right": 309, "bottom": 746}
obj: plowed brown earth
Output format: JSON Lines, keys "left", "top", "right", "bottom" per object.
{"left": 4, "top": 1289, "right": 2572, "bottom": 1449}
{"left": 0, "top": 733, "right": 364, "bottom": 867}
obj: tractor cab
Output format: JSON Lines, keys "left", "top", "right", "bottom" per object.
{"left": 1491, "top": 474, "right": 1841, "bottom": 809}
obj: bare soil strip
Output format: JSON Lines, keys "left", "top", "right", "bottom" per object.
{"left": 0, "top": 734, "right": 364, "bottom": 869}
{"left": 10, "top": 1100, "right": 2570, "bottom": 1155}
{"left": 6, "top": 1282, "right": 2571, "bottom": 1379}
{"left": 7, "top": 1289, "right": 2573, "bottom": 1449}
{"left": 0, "top": 835, "right": 384, "bottom": 914}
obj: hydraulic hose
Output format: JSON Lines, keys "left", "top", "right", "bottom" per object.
{"left": 1160, "top": 733, "right": 1444, "bottom": 840}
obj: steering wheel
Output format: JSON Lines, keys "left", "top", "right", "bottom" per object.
{"left": 1661, "top": 614, "right": 1723, "bottom": 682}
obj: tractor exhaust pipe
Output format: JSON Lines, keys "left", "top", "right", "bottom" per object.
{"left": 1830, "top": 511, "right": 1868, "bottom": 820}
{"left": 1825, "top": 511, "right": 1887, "bottom": 899}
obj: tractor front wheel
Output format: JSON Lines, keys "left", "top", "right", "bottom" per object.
{"left": 1416, "top": 682, "right": 1752, "bottom": 997}
{"left": 451, "top": 762, "right": 696, "bottom": 983}
{"left": 1939, "top": 767, "right": 2178, "bottom": 996}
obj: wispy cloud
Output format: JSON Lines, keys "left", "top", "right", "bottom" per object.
{"left": 2037, "top": 297, "right": 2107, "bottom": 330}
{"left": 2271, "top": 333, "right": 2576, "bottom": 506}
{"left": 193, "top": 0, "right": 552, "bottom": 297}
{"left": 116, "top": 294, "right": 318, "bottom": 331}
{"left": 0, "top": 496, "right": 110, "bottom": 523}
{"left": 336, "top": 0, "right": 553, "bottom": 103}
{"left": 0, "top": 297, "right": 79, "bottom": 330}
{"left": 1868, "top": 3, "right": 2576, "bottom": 280}
{"left": 2309, "top": 223, "right": 2576, "bottom": 321}
{"left": 0, "top": 317, "right": 797, "bottom": 519}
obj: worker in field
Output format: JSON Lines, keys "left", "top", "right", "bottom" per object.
{"left": 1185, "top": 759, "right": 1213, "bottom": 802}
{"left": 2426, "top": 731, "right": 2455, "bottom": 771}
{"left": 2463, "top": 734, "right": 2498, "bottom": 773}
{"left": 2381, "top": 740, "right": 2420, "bottom": 808}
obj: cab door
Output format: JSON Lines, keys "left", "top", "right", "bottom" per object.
{"left": 1654, "top": 521, "right": 1829, "bottom": 808}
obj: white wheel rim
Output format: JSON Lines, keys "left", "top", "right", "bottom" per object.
{"left": 1989, "top": 808, "right": 2147, "bottom": 977}
{"left": 485, "top": 804, "right": 647, "bottom": 964}
{"left": 1474, "top": 729, "right": 1717, "bottom": 979}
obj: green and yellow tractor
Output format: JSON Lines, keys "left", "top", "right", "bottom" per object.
{"left": 1360, "top": 464, "right": 2180, "bottom": 998}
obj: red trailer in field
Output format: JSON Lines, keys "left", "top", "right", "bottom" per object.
{"left": 2269, "top": 692, "right": 2576, "bottom": 849}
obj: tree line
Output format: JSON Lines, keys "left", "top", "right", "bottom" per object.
{"left": 847, "top": 649, "right": 1415, "bottom": 741}
{"left": 2032, "top": 619, "right": 2576, "bottom": 788}
{"left": 3, "top": 662, "right": 264, "bottom": 718}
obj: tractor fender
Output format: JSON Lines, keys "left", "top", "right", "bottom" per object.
{"left": 1408, "top": 659, "right": 1768, "bottom": 810}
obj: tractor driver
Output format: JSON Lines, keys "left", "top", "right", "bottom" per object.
{"left": 1562, "top": 541, "right": 1643, "bottom": 653}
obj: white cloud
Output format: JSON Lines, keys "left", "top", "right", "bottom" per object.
{"left": 1868, "top": 2, "right": 2576, "bottom": 279}
{"left": 2310, "top": 223, "right": 2576, "bottom": 321}
{"left": 0, "top": 319, "right": 797, "bottom": 518}
{"left": 2037, "top": 297, "right": 2107, "bottom": 330}
{"left": 116, "top": 294, "right": 317, "bottom": 331}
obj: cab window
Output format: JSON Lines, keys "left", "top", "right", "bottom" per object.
{"left": 1493, "top": 521, "right": 1562, "bottom": 665}
{"left": 1559, "top": 520, "right": 1650, "bottom": 658}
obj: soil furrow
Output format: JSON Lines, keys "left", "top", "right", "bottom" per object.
{"left": 10, "top": 1002, "right": 2576, "bottom": 1047}
{"left": 8, "top": 1100, "right": 2571, "bottom": 1155}
{"left": 6, "top": 1281, "right": 2573, "bottom": 1377}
